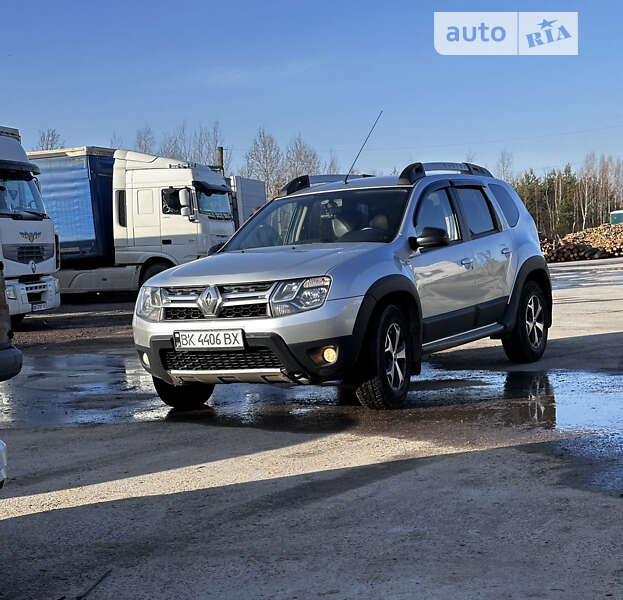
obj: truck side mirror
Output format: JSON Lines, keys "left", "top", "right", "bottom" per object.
{"left": 181, "top": 207, "right": 191, "bottom": 217}
{"left": 179, "top": 188, "right": 191, "bottom": 208}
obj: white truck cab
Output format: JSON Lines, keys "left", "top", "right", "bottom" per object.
{"left": 0, "top": 127, "right": 60, "bottom": 325}
{"left": 29, "top": 147, "right": 243, "bottom": 293}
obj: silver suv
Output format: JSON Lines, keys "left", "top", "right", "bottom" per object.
{"left": 133, "top": 162, "right": 552, "bottom": 410}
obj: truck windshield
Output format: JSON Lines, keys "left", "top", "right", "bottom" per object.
{"left": 195, "top": 181, "right": 232, "bottom": 220}
{"left": 225, "top": 188, "right": 410, "bottom": 251}
{"left": 0, "top": 172, "right": 46, "bottom": 219}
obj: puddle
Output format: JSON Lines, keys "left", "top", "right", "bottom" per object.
{"left": 0, "top": 347, "right": 621, "bottom": 438}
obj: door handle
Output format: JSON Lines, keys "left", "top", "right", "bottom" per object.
{"left": 501, "top": 247, "right": 512, "bottom": 256}
{"left": 460, "top": 258, "right": 473, "bottom": 269}
{"left": 162, "top": 239, "right": 172, "bottom": 245}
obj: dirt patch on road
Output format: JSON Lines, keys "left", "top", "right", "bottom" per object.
{"left": 12, "top": 300, "right": 135, "bottom": 353}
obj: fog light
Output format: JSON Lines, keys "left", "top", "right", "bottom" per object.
{"left": 142, "top": 352, "right": 150, "bottom": 368}
{"left": 322, "top": 346, "right": 338, "bottom": 364}
{"left": 5, "top": 286, "right": 16, "bottom": 300}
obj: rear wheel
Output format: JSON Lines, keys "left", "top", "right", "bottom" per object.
{"left": 352, "top": 304, "right": 413, "bottom": 409}
{"left": 502, "top": 281, "right": 549, "bottom": 363}
{"left": 152, "top": 377, "right": 215, "bottom": 410}
{"left": 10, "top": 314, "right": 25, "bottom": 328}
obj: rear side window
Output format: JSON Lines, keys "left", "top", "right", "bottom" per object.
{"left": 489, "top": 183, "right": 520, "bottom": 227}
{"left": 454, "top": 187, "right": 497, "bottom": 237}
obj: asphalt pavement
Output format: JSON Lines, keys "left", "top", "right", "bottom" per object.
{"left": 0, "top": 261, "right": 622, "bottom": 599}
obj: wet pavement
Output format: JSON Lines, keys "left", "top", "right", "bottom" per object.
{"left": 2, "top": 346, "right": 622, "bottom": 439}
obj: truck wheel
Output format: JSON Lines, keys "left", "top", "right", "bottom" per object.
{"left": 502, "top": 281, "right": 549, "bottom": 363}
{"left": 140, "top": 261, "right": 171, "bottom": 286}
{"left": 353, "top": 304, "right": 413, "bottom": 409}
{"left": 10, "top": 314, "right": 25, "bottom": 328}
{"left": 152, "top": 377, "right": 215, "bottom": 410}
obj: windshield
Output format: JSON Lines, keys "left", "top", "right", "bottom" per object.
{"left": 194, "top": 181, "right": 232, "bottom": 220}
{"left": 0, "top": 172, "right": 46, "bottom": 218}
{"left": 225, "top": 188, "right": 410, "bottom": 251}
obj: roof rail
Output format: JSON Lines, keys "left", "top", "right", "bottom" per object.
{"left": 397, "top": 162, "right": 493, "bottom": 185}
{"left": 280, "top": 173, "right": 374, "bottom": 196}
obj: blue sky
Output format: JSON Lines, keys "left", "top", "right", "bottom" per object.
{"left": 2, "top": 0, "right": 619, "bottom": 176}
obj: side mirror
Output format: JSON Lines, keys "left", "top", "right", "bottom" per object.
{"left": 409, "top": 227, "right": 450, "bottom": 250}
{"left": 208, "top": 241, "right": 225, "bottom": 255}
{"left": 179, "top": 188, "right": 191, "bottom": 208}
{"left": 181, "top": 206, "right": 191, "bottom": 217}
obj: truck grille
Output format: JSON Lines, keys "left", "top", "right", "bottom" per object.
{"left": 161, "top": 347, "right": 284, "bottom": 371}
{"left": 2, "top": 244, "right": 54, "bottom": 264}
{"left": 162, "top": 282, "right": 275, "bottom": 320}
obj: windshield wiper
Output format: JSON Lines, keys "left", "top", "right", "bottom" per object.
{"left": 18, "top": 209, "right": 47, "bottom": 218}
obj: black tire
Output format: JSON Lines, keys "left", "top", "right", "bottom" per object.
{"left": 10, "top": 314, "right": 25, "bottom": 328}
{"left": 352, "top": 304, "right": 413, "bottom": 409}
{"left": 140, "top": 261, "right": 172, "bottom": 286}
{"left": 152, "top": 376, "right": 215, "bottom": 410}
{"left": 502, "top": 281, "right": 549, "bottom": 363}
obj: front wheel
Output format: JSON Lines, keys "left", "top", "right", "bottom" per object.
{"left": 352, "top": 304, "right": 413, "bottom": 409}
{"left": 502, "top": 281, "right": 549, "bottom": 363}
{"left": 152, "top": 377, "right": 215, "bottom": 410}
{"left": 10, "top": 314, "right": 25, "bottom": 328}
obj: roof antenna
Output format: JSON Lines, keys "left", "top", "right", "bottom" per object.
{"left": 344, "top": 110, "right": 383, "bottom": 184}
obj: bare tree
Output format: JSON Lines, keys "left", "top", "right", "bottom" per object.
{"left": 243, "top": 127, "right": 284, "bottom": 198}
{"left": 35, "top": 128, "right": 64, "bottom": 151}
{"left": 324, "top": 150, "right": 340, "bottom": 174}
{"left": 496, "top": 149, "right": 514, "bottom": 181}
{"left": 283, "top": 134, "right": 321, "bottom": 181}
{"left": 109, "top": 131, "right": 124, "bottom": 149}
{"left": 135, "top": 126, "right": 156, "bottom": 154}
{"left": 189, "top": 122, "right": 232, "bottom": 173}
{"left": 464, "top": 149, "right": 477, "bottom": 163}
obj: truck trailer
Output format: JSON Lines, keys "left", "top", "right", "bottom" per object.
{"left": 29, "top": 147, "right": 263, "bottom": 293}
{"left": 0, "top": 127, "right": 60, "bottom": 325}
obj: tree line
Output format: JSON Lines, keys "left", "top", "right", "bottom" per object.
{"left": 499, "top": 152, "right": 623, "bottom": 238}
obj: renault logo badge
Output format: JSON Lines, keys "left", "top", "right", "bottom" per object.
{"left": 30, "top": 260, "right": 37, "bottom": 274}
{"left": 198, "top": 286, "right": 221, "bottom": 316}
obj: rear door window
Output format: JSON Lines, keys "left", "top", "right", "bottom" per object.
{"left": 488, "top": 183, "right": 520, "bottom": 227}
{"left": 454, "top": 187, "right": 498, "bottom": 237}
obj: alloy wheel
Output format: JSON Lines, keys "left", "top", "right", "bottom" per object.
{"left": 525, "top": 295, "right": 545, "bottom": 349}
{"left": 384, "top": 322, "right": 407, "bottom": 391}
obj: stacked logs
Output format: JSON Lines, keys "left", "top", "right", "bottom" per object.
{"left": 541, "top": 223, "right": 623, "bottom": 263}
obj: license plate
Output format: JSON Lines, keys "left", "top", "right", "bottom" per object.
{"left": 173, "top": 329, "right": 244, "bottom": 350}
{"left": 31, "top": 303, "right": 47, "bottom": 312}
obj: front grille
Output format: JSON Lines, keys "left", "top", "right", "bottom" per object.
{"left": 161, "top": 347, "right": 284, "bottom": 371}
{"left": 220, "top": 282, "right": 272, "bottom": 294}
{"left": 2, "top": 244, "right": 54, "bottom": 264}
{"left": 164, "top": 307, "right": 203, "bottom": 320}
{"left": 220, "top": 304, "right": 269, "bottom": 319}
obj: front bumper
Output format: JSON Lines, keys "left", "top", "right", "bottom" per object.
{"left": 133, "top": 296, "right": 366, "bottom": 385}
{"left": 5, "top": 276, "right": 60, "bottom": 316}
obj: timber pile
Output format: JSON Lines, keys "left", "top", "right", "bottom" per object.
{"left": 541, "top": 223, "right": 623, "bottom": 263}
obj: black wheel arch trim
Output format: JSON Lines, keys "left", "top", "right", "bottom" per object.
{"left": 350, "top": 274, "right": 423, "bottom": 373}
{"left": 503, "top": 256, "right": 552, "bottom": 331}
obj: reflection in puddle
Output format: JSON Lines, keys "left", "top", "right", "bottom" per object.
{"left": 0, "top": 348, "right": 621, "bottom": 435}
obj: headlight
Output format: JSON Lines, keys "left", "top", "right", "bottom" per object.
{"left": 270, "top": 277, "right": 331, "bottom": 317}
{"left": 136, "top": 286, "right": 163, "bottom": 322}
{"left": 5, "top": 286, "right": 16, "bottom": 300}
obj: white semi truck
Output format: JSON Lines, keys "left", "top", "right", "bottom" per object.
{"left": 0, "top": 127, "right": 60, "bottom": 325}
{"left": 28, "top": 147, "right": 265, "bottom": 293}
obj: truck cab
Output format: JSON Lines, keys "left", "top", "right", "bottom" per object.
{"left": 29, "top": 148, "right": 240, "bottom": 293}
{"left": 0, "top": 127, "right": 60, "bottom": 324}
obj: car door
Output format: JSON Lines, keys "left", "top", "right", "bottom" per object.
{"left": 407, "top": 182, "right": 480, "bottom": 343}
{"left": 449, "top": 183, "right": 513, "bottom": 326}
